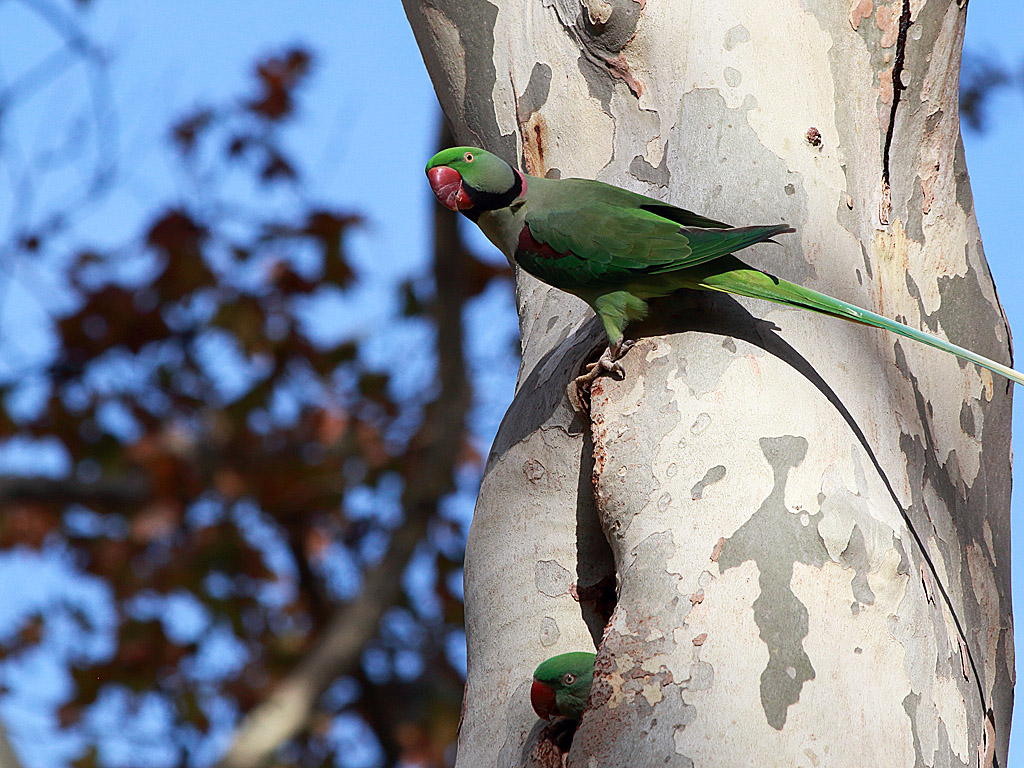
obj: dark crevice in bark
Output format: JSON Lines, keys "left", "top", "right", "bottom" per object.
{"left": 576, "top": 431, "right": 617, "bottom": 646}
{"left": 527, "top": 718, "right": 580, "bottom": 767}
{"left": 573, "top": 380, "right": 617, "bottom": 760}
{"left": 872, "top": 4, "right": 996, "bottom": 753}
{"left": 881, "top": 0, "right": 913, "bottom": 205}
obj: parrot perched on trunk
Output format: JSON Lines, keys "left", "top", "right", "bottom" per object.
{"left": 425, "top": 146, "right": 1024, "bottom": 389}
{"left": 531, "top": 652, "right": 596, "bottom": 721}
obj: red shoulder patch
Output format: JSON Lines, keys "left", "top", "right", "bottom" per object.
{"left": 517, "top": 224, "right": 569, "bottom": 260}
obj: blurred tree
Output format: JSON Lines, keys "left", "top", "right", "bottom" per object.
{"left": 0, "top": 25, "right": 509, "bottom": 768}
{"left": 0, "top": 2, "right": 1016, "bottom": 767}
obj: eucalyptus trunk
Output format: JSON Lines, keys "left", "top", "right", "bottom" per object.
{"left": 404, "top": 1, "right": 1014, "bottom": 766}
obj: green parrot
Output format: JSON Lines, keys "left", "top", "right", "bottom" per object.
{"left": 531, "top": 651, "right": 596, "bottom": 721}
{"left": 425, "top": 146, "right": 1024, "bottom": 389}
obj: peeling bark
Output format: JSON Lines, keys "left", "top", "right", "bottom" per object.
{"left": 404, "top": 0, "right": 1013, "bottom": 765}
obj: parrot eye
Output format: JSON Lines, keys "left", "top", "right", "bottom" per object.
{"left": 563, "top": 673, "right": 576, "bottom": 685}
{"left": 463, "top": 152, "right": 475, "bottom": 163}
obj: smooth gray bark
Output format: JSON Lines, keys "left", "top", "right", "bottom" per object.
{"left": 405, "top": 1, "right": 1014, "bottom": 765}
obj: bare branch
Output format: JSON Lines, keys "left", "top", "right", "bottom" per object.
{"left": 0, "top": 723, "right": 25, "bottom": 768}
{"left": 1, "top": 0, "right": 118, "bottom": 245}
{"left": 0, "top": 474, "right": 149, "bottom": 507}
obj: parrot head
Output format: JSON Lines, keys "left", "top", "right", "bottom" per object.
{"left": 425, "top": 147, "right": 522, "bottom": 214}
{"left": 530, "top": 651, "right": 596, "bottom": 722}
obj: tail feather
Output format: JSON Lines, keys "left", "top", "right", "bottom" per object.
{"left": 690, "top": 257, "right": 1024, "bottom": 387}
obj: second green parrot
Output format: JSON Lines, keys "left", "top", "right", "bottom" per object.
{"left": 531, "top": 652, "right": 596, "bottom": 721}
{"left": 426, "top": 147, "right": 1024, "bottom": 389}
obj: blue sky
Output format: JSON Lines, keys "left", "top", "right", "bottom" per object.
{"left": 0, "top": 0, "right": 1022, "bottom": 765}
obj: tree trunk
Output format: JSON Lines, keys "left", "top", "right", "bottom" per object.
{"left": 0, "top": 727, "right": 23, "bottom": 768}
{"left": 404, "top": 1, "right": 1014, "bottom": 766}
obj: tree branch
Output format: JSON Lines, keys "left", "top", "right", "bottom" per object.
{"left": 0, "top": 723, "right": 25, "bottom": 768}
{"left": 0, "top": 474, "right": 149, "bottom": 507}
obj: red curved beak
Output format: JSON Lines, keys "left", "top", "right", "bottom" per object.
{"left": 427, "top": 166, "right": 473, "bottom": 211}
{"left": 531, "top": 679, "right": 558, "bottom": 720}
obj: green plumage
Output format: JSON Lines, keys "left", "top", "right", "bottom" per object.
{"left": 532, "top": 652, "right": 596, "bottom": 721}
{"left": 425, "top": 147, "right": 1024, "bottom": 388}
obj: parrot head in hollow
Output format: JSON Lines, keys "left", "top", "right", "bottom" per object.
{"left": 530, "top": 651, "right": 596, "bottom": 722}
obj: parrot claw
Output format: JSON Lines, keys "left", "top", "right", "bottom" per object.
{"left": 570, "top": 340, "right": 634, "bottom": 405}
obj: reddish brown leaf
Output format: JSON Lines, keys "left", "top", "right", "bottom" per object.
{"left": 172, "top": 109, "right": 214, "bottom": 154}
{"left": 130, "top": 501, "right": 181, "bottom": 543}
{"left": 315, "top": 409, "right": 349, "bottom": 446}
{"left": 261, "top": 152, "right": 297, "bottom": 183}
{"left": 1, "top": 503, "right": 59, "bottom": 549}
{"left": 247, "top": 48, "right": 312, "bottom": 120}
{"left": 17, "top": 614, "right": 44, "bottom": 648}
{"left": 147, "top": 211, "right": 215, "bottom": 299}
{"left": 306, "top": 210, "right": 360, "bottom": 286}
{"left": 214, "top": 469, "right": 247, "bottom": 500}
{"left": 304, "top": 527, "right": 331, "bottom": 561}
{"left": 58, "top": 702, "right": 83, "bottom": 729}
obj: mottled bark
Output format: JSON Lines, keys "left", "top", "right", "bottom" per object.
{"left": 404, "top": 1, "right": 1013, "bottom": 766}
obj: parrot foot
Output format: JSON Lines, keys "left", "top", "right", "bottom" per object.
{"left": 570, "top": 340, "right": 634, "bottom": 405}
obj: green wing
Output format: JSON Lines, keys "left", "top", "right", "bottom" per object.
{"left": 517, "top": 179, "right": 791, "bottom": 292}
{"left": 632, "top": 202, "right": 729, "bottom": 229}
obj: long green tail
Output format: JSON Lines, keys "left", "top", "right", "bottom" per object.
{"left": 688, "top": 256, "right": 1024, "bottom": 387}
